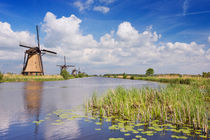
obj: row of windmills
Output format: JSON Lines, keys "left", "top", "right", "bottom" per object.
{"left": 19, "top": 25, "right": 81, "bottom": 76}
{"left": 57, "top": 56, "right": 81, "bottom": 75}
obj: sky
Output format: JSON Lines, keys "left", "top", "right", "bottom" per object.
{"left": 0, "top": 0, "right": 210, "bottom": 75}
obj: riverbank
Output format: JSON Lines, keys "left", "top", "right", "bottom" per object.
{"left": 0, "top": 74, "right": 65, "bottom": 82}
{"left": 104, "top": 75, "right": 209, "bottom": 90}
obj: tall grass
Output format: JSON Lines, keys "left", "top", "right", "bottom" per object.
{"left": 87, "top": 85, "right": 209, "bottom": 133}
{"left": 1, "top": 74, "right": 64, "bottom": 82}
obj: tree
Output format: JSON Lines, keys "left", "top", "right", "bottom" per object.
{"left": 146, "top": 68, "right": 154, "bottom": 76}
{"left": 60, "top": 69, "right": 70, "bottom": 80}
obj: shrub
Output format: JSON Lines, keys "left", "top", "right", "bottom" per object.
{"left": 78, "top": 73, "right": 86, "bottom": 78}
{"left": 0, "top": 72, "right": 3, "bottom": 80}
{"left": 123, "top": 73, "right": 127, "bottom": 79}
{"left": 130, "top": 76, "right": 134, "bottom": 80}
{"left": 60, "top": 69, "right": 69, "bottom": 80}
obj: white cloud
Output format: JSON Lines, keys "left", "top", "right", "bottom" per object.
{"left": 73, "top": 0, "right": 111, "bottom": 14}
{"left": 0, "top": 12, "right": 209, "bottom": 74}
{"left": 208, "top": 36, "right": 210, "bottom": 43}
{"left": 99, "top": 0, "right": 116, "bottom": 4}
{"left": 0, "top": 21, "right": 35, "bottom": 48}
{"left": 0, "top": 21, "right": 35, "bottom": 61}
{"left": 93, "top": 6, "right": 110, "bottom": 13}
{"left": 41, "top": 12, "right": 210, "bottom": 74}
{"left": 73, "top": 0, "right": 94, "bottom": 11}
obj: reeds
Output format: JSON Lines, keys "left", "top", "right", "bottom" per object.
{"left": 87, "top": 84, "right": 209, "bottom": 133}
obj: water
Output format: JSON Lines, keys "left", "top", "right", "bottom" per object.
{"left": 0, "top": 77, "right": 205, "bottom": 140}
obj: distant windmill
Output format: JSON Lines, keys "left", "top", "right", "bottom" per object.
{"left": 71, "top": 67, "right": 81, "bottom": 76}
{"left": 20, "top": 25, "right": 57, "bottom": 76}
{"left": 71, "top": 68, "right": 78, "bottom": 76}
{"left": 57, "top": 56, "right": 74, "bottom": 73}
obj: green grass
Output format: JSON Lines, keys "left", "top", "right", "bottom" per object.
{"left": 87, "top": 84, "right": 209, "bottom": 133}
{"left": 0, "top": 74, "right": 64, "bottom": 82}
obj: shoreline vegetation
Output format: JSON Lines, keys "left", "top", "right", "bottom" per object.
{"left": 0, "top": 71, "right": 89, "bottom": 82}
{"left": 0, "top": 73, "right": 64, "bottom": 82}
{"left": 87, "top": 74, "right": 210, "bottom": 135}
{"left": 87, "top": 85, "right": 209, "bottom": 134}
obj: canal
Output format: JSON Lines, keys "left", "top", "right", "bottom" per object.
{"left": 1, "top": 77, "right": 196, "bottom": 140}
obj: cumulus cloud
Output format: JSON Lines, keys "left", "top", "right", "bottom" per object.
{"left": 41, "top": 12, "right": 209, "bottom": 74}
{"left": 0, "top": 21, "right": 35, "bottom": 61}
{"left": 0, "top": 21, "right": 35, "bottom": 48}
{"left": 0, "top": 12, "right": 209, "bottom": 74}
{"left": 93, "top": 6, "right": 110, "bottom": 13}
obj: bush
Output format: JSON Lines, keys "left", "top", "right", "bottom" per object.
{"left": 130, "top": 76, "right": 134, "bottom": 80}
{"left": 60, "top": 69, "right": 69, "bottom": 80}
{"left": 202, "top": 72, "right": 210, "bottom": 78}
{"left": 78, "top": 73, "right": 86, "bottom": 78}
{"left": 0, "top": 72, "right": 3, "bottom": 81}
{"left": 123, "top": 73, "right": 127, "bottom": 79}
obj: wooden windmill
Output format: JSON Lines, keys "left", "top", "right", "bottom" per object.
{"left": 20, "top": 25, "right": 57, "bottom": 76}
{"left": 57, "top": 56, "right": 74, "bottom": 73}
{"left": 71, "top": 67, "right": 81, "bottom": 76}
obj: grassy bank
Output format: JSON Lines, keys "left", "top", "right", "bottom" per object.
{"left": 87, "top": 84, "right": 209, "bottom": 133}
{"left": 0, "top": 74, "right": 64, "bottom": 82}
{"left": 104, "top": 75, "right": 210, "bottom": 92}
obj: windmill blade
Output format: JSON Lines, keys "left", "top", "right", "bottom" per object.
{"left": 66, "top": 65, "right": 75, "bottom": 67}
{"left": 41, "top": 49, "right": 57, "bottom": 54}
{"left": 36, "top": 25, "right": 40, "bottom": 49}
{"left": 64, "top": 56, "right": 66, "bottom": 65}
{"left": 23, "top": 52, "right": 26, "bottom": 65}
{"left": 19, "top": 44, "right": 34, "bottom": 49}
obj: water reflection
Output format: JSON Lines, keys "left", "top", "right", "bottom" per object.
{"left": 0, "top": 77, "right": 166, "bottom": 139}
{"left": 24, "top": 81, "right": 43, "bottom": 136}
{"left": 24, "top": 81, "right": 43, "bottom": 115}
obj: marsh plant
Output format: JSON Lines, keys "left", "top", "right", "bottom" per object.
{"left": 87, "top": 85, "right": 208, "bottom": 133}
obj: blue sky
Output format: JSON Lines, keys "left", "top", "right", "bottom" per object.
{"left": 0, "top": 0, "right": 210, "bottom": 74}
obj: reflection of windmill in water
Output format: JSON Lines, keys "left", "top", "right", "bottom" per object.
{"left": 20, "top": 25, "right": 57, "bottom": 76}
{"left": 57, "top": 56, "right": 74, "bottom": 73}
{"left": 24, "top": 81, "right": 43, "bottom": 135}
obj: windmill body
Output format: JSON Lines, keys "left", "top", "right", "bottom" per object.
{"left": 20, "top": 26, "right": 57, "bottom": 76}
{"left": 23, "top": 49, "right": 43, "bottom": 75}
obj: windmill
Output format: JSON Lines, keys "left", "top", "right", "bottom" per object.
{"left": 71, "top": 67, "right": 81, "bottom": 76}
{"left": 57, "top": 56, "right": 74, "bottom": 73}
{"left": 20, "top": 25, "right": 57, "bottom": 76}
